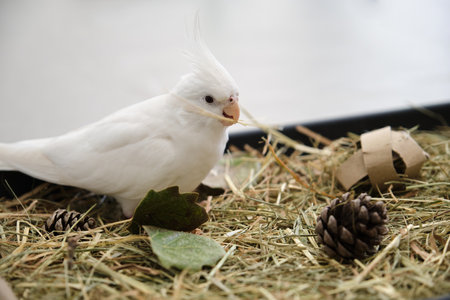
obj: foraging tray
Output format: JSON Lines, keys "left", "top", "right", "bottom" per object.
{"left": 0, "top": 103, "right": 449, "bottom": 300}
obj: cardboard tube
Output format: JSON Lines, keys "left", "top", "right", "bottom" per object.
{"left": 336, "top": 150, "right": 367, "bottom": 190}
{"left": 361, "top": 126, "right": 399, "bottom": 190}
{"left": 391, "top": 131, "right": 428, "bottom": 178}
{"left": 336, "top": 126, "right": 427, "bottom": 191}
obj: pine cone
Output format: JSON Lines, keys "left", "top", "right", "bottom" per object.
{"left": 44, "top": 209, "right": 96, "bottom": 232}
{"left": 315, "top": 193, "right": 388, "bottom": 260}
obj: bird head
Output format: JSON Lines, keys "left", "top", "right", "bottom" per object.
{"left": 172, "top": 25, "right": 240, "bottom": 127}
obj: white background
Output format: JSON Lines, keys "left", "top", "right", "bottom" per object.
{"left": 0, "top": 0, "right": 449, "bottom": 142}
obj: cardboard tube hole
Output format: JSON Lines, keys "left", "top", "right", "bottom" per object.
{"left": 392, "top": 151, "right": 406, "bottom": 174}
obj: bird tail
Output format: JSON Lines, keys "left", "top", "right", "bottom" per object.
{"left": 0, "top": 139, "right": 60, "bottom": 183}
{"left": 0, "top": 144, "right": 15, "bottom": 170}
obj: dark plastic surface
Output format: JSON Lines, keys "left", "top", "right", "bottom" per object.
{"left": 228, "top": 102, "right": 449, "bottom": 149}
{"left": 1, "top": 102, "right": 449, "bottom": 197}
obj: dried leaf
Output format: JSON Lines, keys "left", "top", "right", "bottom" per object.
{"left": 128, "top": 186, "right": 208, "bottom": 233}
{"left": 195, "top": 183, "right": 225, "bottom": 201}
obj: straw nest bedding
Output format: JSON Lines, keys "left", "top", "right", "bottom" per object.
{"left": 0, "top": 127, "right": 448, "bottom": 300}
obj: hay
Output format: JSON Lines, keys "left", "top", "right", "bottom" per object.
{"left": 0, "top": 127, "right": 449, "bottom": 299}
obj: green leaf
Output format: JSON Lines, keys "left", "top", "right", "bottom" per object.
{"left": 144, "top": 226, "right": 226, "bottom": 271}
{"left": 128, "top": 186, "right": 208, "bottom": 234}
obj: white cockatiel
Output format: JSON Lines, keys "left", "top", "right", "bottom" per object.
{"left": 0, "top": 28, "right": 240, "bottom": 217}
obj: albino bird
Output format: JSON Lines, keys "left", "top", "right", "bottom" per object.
{"left": 0, "top": 30, "right": 240, "bottom": 217}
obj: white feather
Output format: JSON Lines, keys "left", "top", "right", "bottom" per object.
{"left": 0, "top": 24, "right": 238, "bottom": 217}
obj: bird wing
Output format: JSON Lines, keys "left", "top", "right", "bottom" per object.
{"left": 42, "top": 95, "right": 178, "bottom": 196}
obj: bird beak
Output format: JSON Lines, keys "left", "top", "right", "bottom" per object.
{"left": 221, "top": 96, "right": 240, "bottom": 126}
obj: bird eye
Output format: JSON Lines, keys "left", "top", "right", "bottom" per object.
{"left": 204, "top": 95, "right": 214, "bottom": 104}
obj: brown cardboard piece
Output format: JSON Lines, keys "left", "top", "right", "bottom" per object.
{"left": 361, "top": 126, "right": 399, "bottom": 190}
{"left": 335, "top": 150, "right": 366, "bottom": 190}
{"left": 336, "top": 126, "right": 427, "bottom": 191}
{"left": 391, "top": 131, "right": 429, "bottom": 178}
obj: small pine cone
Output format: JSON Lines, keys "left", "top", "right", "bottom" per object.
{"left": 315, "top": 193, "right": 388, "bottom": 260}
{"left": 44, "top": 209, "right": 96, "bottom": 232}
